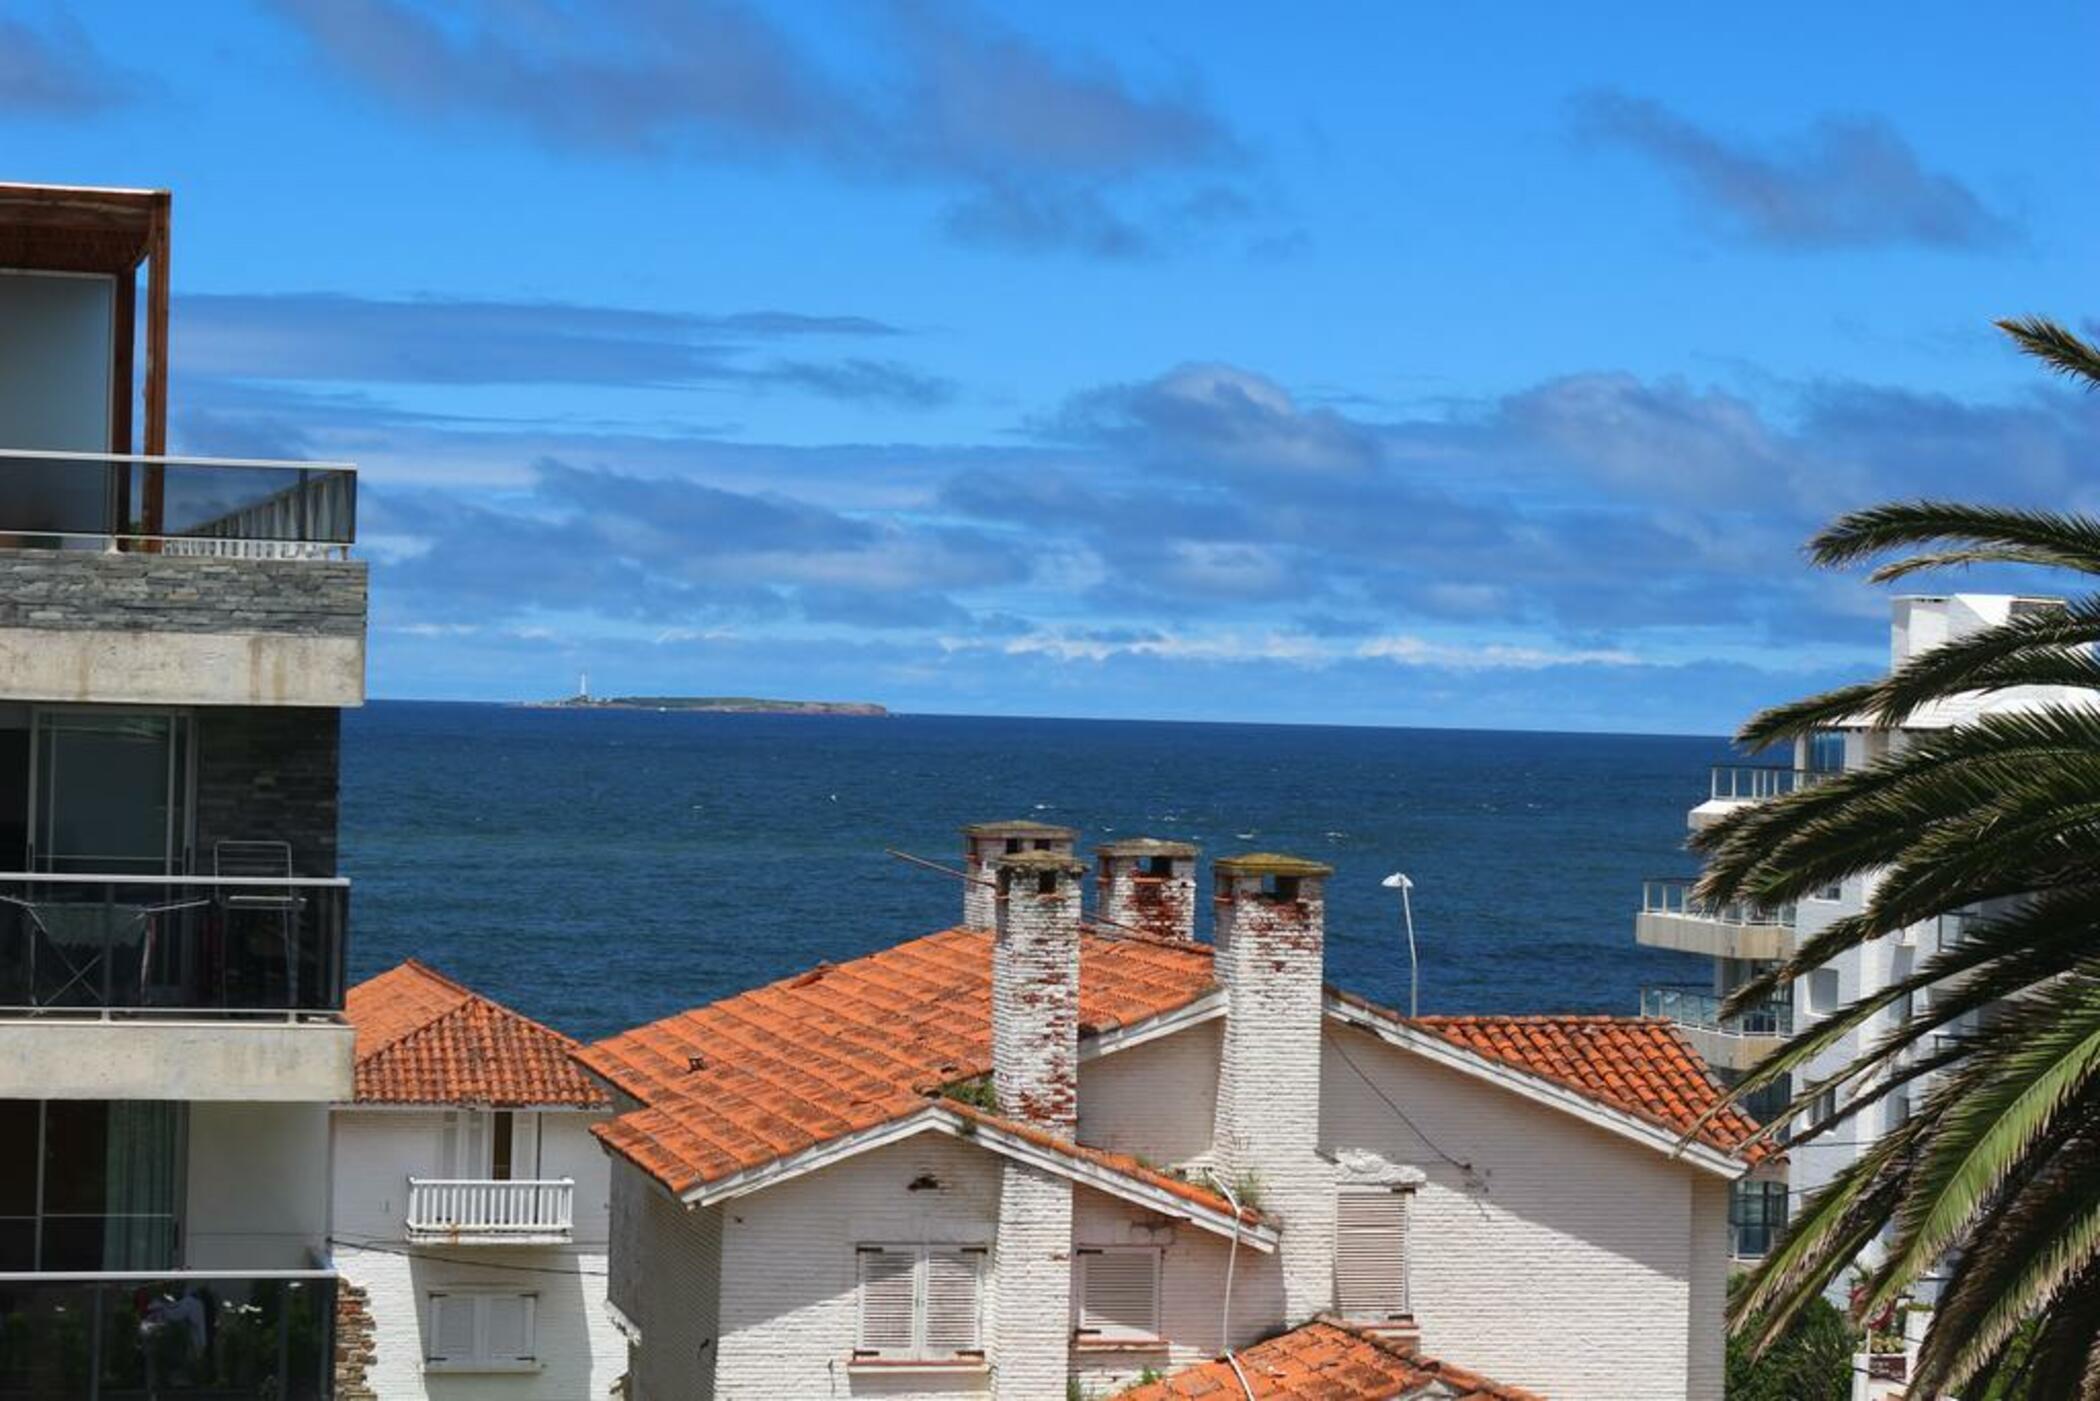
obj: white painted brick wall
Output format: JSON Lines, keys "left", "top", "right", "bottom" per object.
{"left": 991, "top": 1161, "right": 1074, "bottom": 1399}
{"left": 993, "top": 853, "right": 1084, "bottom": 1134}
{"left": 1321, "top": 1024, "right": 1724, "bottom": 1401}
{"left": 1077, "top": 1019, "right": 1220, "bottom": 1165}
{"left": 1213, "top": 871, "right": 1336, "bottom": 1322}
{"left": 622, "top": 1163, "right": 723, "bottom": 1401}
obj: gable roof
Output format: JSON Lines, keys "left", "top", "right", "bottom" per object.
{"left": 1116, "top": 1320, "right": 1543, "bottom": 1400}
{"left": 346, "top": 959, "right": 609, "bottom": 1109}
{"left": 577, "top": 925, "right": 1215, "bottom": 1198}
{"left": 1329, "top": 992, "right": 1767, "bottom": 1168}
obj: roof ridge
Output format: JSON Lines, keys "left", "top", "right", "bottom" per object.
{"left": 352, "top": 960, "right": 475, "bottom": 1062}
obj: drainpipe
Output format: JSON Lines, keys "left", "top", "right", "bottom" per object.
{"left": 1202, "top": 1168, "right": 1257, "bottom": 1401}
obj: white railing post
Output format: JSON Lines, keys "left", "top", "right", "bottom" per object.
{"left": 407, "top": 1177, "right": 576, "bottom": 1239}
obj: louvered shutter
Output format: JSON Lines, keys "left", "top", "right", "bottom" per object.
{"left": 922, "top": 1248, "right": 984, "bottom": 1356}
{"left": 484, "top": 1294, "right": 536, "bottom": 1362}
{"left": 855, "top": 1248, "right": 918, "bottom": 1356}
{"left": 1335, "top": 1189, "right": 1410, "bottom": 1321}
{"left": 427, "top": 1293, "right": 478, "bottom": 1363}
{"left": 1077, "top": 1248, "right": 1160, "bottom": 1341}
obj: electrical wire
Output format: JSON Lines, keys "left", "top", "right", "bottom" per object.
{"left": 1332, "top": 1029, "right": 1478, "bottom": 1180}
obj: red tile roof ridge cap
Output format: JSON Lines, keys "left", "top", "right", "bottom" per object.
{"left": 1308, "top": 1317, "right": 1550, "bottom": 1400}
{"left": 347, "top": 959, "right": 475, "bottom": 1061}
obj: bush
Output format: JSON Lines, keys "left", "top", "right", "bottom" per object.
{"left": 1726, "top": 1275, "right": 1856, "bottom": 1401}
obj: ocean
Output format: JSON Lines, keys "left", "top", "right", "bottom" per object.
{"left": 341, "top": 703, "right": 1735, "bottom": 1043}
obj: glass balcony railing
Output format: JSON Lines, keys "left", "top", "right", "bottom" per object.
{"left": 0, "top": 450, "right": 356, "bottom": 557}
{"left": 1642, "top": 984, "right": 1795, "bottom": 1038}
{"left": 0, "top": 875, "right": 348, "bottom": 1017}
{"left": 1642, "top": 878, "right": 1795, "bottom": 929}
{"left": 1708, "top": 765, "right": 1835, "bottom": 802}
{"left": 0, "top": 1270, "right": 334, "bottom": 1400}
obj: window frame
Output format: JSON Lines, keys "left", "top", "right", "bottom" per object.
{"left": 424, "top": 1289, "right": 540, "bottom": 1374}
{"left": 851, "top": 1243, "right": 987, "bottom": 1365}
{"left": 1072, "top": 1244, "right": 1164, "bottom": 1345}
{"left": 1334, "top": 1185, "right": 1413, "bottom": 1325}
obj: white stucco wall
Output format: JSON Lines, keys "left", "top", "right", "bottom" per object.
{"left": 187, "top": 1101, "right": 329, "bottom": 1269}
{"left": 1077, "top": 1019, "right": 1220, "bottom": 1165}
{"left": 331, "top": 1107, "right": 621, "bottom": 1401}
{"left": 1320, "top": 1024, "right": 1726, "bottom": 1401}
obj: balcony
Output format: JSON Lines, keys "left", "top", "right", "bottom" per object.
{"left": 0, "top": 1268, "right": 335, "bottom": 1400}
{"left": 1642, "top": 984, "right": 1795, "bottom": 1071}
{"left": 0, "top": 451, "right": 364, "bottom": 707}
{"left": 1634, "top": 878, "right": 1797, "bottom": 962}
{"left": 0, "top": 874, "right": 353, "bottom": 1102}
{"left": 407, "top": 1179, "right": 575, "bottom": 1246}
{"left": 1690, "top": 765, "right": 1833, "bottom": 830}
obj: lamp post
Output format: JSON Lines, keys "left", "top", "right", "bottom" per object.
{"left": 1381, "top": 872, "right": 1418, "bottom": 1018}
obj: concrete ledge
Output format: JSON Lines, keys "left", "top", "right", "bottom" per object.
{"left": 1635, "top": 910, "right": 1795, "bottom": 962}
{"left": 1671, "top": 1021, "right": 1786, "bottom": 1073}
{"left": 0, "top": 1017, "right": 353, "bottom": 1100}
{"left": 0, "top": 626, "right": 364, "bottom": 706}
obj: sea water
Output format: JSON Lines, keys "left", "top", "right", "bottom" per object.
{"left": 342, "top": 702, "right": 1734, "bottom": 1042}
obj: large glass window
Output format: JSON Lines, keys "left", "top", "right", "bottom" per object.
{"left": 0, "top": 1101, "right": 181, "bottom": 1270}
{"left": 1730, "top": 1180, "right": 1791, "bottom": 1259}
{"left": 31, "top": 711, "right": 191, "bottom": 875}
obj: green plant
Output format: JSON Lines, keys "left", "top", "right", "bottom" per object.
{"left": 1233, "top": 1170, "right": 1264, "bottom": 1212}
{"left": 1725, "top": 1274, "right": 1855, "bottom": 1401}
{"left": 1701, "top": 316, "right": 2100, "bottom": 1396}
{"left": 941, "top": 1076, "right": 1000, "bottom": 1114}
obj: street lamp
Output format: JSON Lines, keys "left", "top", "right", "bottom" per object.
{"left": 1381, "top": 872, "right": 1418, "bottom": 1018}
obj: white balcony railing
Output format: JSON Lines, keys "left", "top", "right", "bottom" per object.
{"left": 1642, "top": 878, "right": 1795, "bottom": 929}
{"left": 406, "top": 1178, "right": 574, "bottom": 1243}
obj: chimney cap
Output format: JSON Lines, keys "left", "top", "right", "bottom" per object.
{"left": 963, "top": 818, "right": 1078, "bottom": 840}
{"left": 995, "top": 848, "right": 1088, "bottom": 875}
{"left": 1097, "top": 837, "right": 1200, "bottom": 858}
{"left": 1215, "top": 852, "right": 1334, "bottom": 879}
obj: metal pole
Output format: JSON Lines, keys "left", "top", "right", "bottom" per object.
{"left": 1402, "top": 882, "right": 1418, "bottom": 1019}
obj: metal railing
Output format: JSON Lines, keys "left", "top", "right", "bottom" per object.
{"left": 0, "top": 1269, "right": 335, "bottom": 1400}
{"left": 0, "top": 449, "right": 356, "bottom": 556}
{"left": 1709, "top": 764, "right": 1836, "bottom": 802}
{"left": 1642, "top": 878, "right": 1795, "bottom": 929}
{"left": 407, "top": 1178, "right": 575, "bottom": 1240}
{"left": 0, "top": 873, "right": 348, "bottom": 1016}
{"left": 1642, "top": 984, "right": 1795, "bottom": 1038}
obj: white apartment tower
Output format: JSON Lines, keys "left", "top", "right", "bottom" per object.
{"left": 0, "top": 183, "right": 365, "bottom": 1398}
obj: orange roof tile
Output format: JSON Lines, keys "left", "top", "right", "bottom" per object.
{"left": 1335, "top": 996, "right": 1767, "bottom": 1164}
{"left": 578, "top": 926, "right": 1216, "bottom": 1196}
{"left": 346, "top": 959, "right": 609, "bottom": 1109}
{"left": 1116, "top": 1320, "right": 1543, "bottom": 1400}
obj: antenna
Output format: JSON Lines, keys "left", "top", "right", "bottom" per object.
{"left": 1382, "top": 872, "right": 1418, "bottom": 1018}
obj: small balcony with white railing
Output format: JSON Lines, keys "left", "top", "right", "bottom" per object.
{"left": 1641, "top": 983, "right": 1796, "bottom": 1071}
{"left": 1690, "top": 764, "right": 1835, "bottom": 831}
{"left": 406, "top": 1178, "right": 576, "bottom": 1246}
{"left": 1634, "top": 877, "right": 1797, "bottom": 962}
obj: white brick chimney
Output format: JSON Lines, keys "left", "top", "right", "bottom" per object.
{"left": 1211, "top": 852, "right": 1337, "bottom": 1323}
{"left": 1096, "top": 838, "right": 1200, "bottom": 942}
{"left": 961, "top": 820, "right": 1078, "bottom": 929}
{"left": 991, "top": 847, "right": 1084, "bottom": 1137}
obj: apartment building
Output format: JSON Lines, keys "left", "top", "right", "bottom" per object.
{"left": 1635, "top": 593, "right": 2080, "bottom": 1276}
{"left": 331, "top": 959, "right": 624, "bottom": 1398}
{"left": 0, "top": 182, "right": 363, "bottom": 1399}
{"left": 584, "top": 823, "right": 1767, "bottom": 1401}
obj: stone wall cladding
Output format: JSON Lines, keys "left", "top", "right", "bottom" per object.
{"left": 195, "top": 707, "right": 340, "bottom": 876}
{"left": 992, "top": 856, "right": 1084, "bottom": 1135}
{"left": 0, "top": 550, "right": 366, "bottom": 636}
{"left": 333, "top": 1278, "right": 377, "bottom": 1401}
{"left": 1212, "top": 873, "right": 1338, "bottom": 1323}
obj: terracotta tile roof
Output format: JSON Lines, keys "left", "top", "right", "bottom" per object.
{"left": 1335, "top": 996, "right": 1766, "bottom": 1164}
{"left": 578, "top": 926, "right": 1216, "bottom": 1196}
{"left": 1116, "top": 1320, "right": 1542, "bottom": 1400}
{"left": 346, "top": 959, "right": 609, "bottom": 1108}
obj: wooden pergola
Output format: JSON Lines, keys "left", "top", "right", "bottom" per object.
{"left": 0, "top": 181, "right": 172, "bottom": 532}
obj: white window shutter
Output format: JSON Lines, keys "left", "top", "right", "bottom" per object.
{"left": 1335, "top": 1189, "right": 1410, "bottom": 1321}
{"left": 484, "top": 1294, "right": 535, "bottom": 1361}
{"left": 1077, "top": 1248, "right": 1160, "bottom": 1341}
{"left": 922, "top": 1249, "right": 984, "bottom": 1356}
{"left": 428, "top": 1294, "right": 477, "bottom": 1362}
{"left": 855, "top": 1249, "right": 918, "bottom": 1356}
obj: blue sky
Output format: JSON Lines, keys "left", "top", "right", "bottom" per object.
{"left": 5, "top": 2, "right": 2096, "bottom": 733}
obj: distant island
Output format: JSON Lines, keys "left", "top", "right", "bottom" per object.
{"left": 527, "top": 694, "right": 888, "bottom": 716}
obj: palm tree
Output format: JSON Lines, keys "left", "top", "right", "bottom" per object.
{"left": 1694, "top": 316, "right": 2100, "bottom": 1398}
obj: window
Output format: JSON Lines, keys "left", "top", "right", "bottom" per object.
{"left": 426, "top": 1291, "right": 537, "bottom": 1372}
{"left": 1334, "top": 1188, "right": 1411, "bottom": 1323}
{"left": 1073, "top": 1247, "right": 1162, "bottom": 1343}
{"left": 440, "top": 1110, "right": 538, "bottom": 1181}
{"left": 1807, "top": 968, "right": 1841, "bottom": 1016}
{"left": 0, "top": 1100, "right": 181, "bottom": 1270}
{"left": 1810, "top": 1086, "right": 1839, "bottom": 1125}
{"left": 1729, "top": 1180, "right": 1790, "bottom": 1258}
{"left": 853, "top": 1245, "right": 984, "bottom": 1362}
{"left": 1807, "top": 730, "right": 1846, "bottom": 775}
